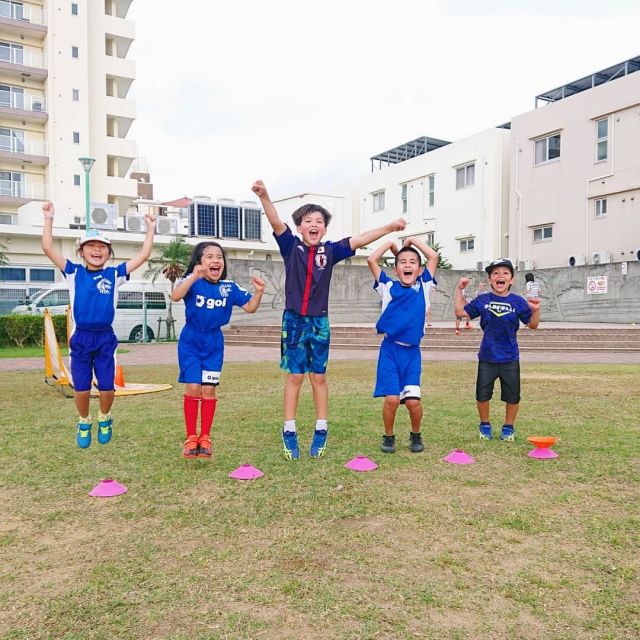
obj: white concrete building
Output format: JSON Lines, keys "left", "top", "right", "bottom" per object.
{"left": 358, "top": 129, "right": 511, "bottom": 270}
{"left": 509, "top": 56, "right": 640, "bottom": 269}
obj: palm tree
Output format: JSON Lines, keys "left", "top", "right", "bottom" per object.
{"left": 0, "top": 240, "right": 8, "bottom": 266}
{"left": 145, "top": 237, "right": 191, "bottom": 339}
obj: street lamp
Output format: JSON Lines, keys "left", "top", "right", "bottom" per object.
{"left": 78, "top": 157, "right": 95, "bottom": 230}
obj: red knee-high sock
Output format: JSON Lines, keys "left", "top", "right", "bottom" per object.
{"left": 183, "top": 395, "right": 200, "bottom": 438}
{"left": 200, "top": 398, "right": 217, "bottom": 437}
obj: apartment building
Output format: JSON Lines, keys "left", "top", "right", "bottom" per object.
{"left": 509, "top": 56, "right": 640, "bottom": 269}
{"left": 0, "top": 0, "right": 138, "bottom": 311}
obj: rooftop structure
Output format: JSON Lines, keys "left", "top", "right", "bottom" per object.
{"left": 370, "top": 136, "right": 450, "bottom": 171}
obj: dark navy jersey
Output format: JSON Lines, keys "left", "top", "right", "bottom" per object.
{"left": 180, "top": 276, "right": 252, "bottom": 332}
{"left": 64, "top": 260, "right": 128, "bottom": 330}
{"left": 465, "top": 292, "right": 532, "bottom": 363}
{"left": 275, "top": 225, "right": 354, "bottom": 316}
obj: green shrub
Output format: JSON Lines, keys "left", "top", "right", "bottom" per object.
{"left": 0, "top": 314, "right": 67, "bottom": 348}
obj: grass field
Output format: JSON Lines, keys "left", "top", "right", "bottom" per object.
{"left": 1, "top": 360, "right": 639, "bottom": 640}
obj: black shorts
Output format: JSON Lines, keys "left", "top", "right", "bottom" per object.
{"left": 476, "top": 360, "right": 521, "bottom": 404}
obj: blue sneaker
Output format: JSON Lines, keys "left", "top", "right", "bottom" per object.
{"left": 500, "top": 425, "right": 516, "bottom": 442}
{"left": 479, "top": 423, "right": 493, "bottom": 440}
{"left": 310, "top": 429, "right": 328, "bottom": 458}
{"left": 282, "top": 430, "right": 300, "bottom": 460}
{"left": 76, "top": 420, "right": 92, "bottom": 449}
{"left": 97, "top": 414, "right": 113, "bottom": 445}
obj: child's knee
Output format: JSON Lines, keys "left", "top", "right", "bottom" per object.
{"left": 287, "top": 373, "right": 305, "bottom": 387}
{"left": 309, "top": 373, "right": 327, "bottom": 387}
{"left": 384, "top": 396, "right": 400, "bottom": 410}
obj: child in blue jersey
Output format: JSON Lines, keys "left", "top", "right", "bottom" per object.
{"left": 368, "top": 237, "right": 439, "bottom": 453}
{"left": 454, "top": 259, "right": 540, "bottom": 442}
{"left": 252, "top": 179, "right": 406, "bottom": 460}
{"left": 172, "top": 242, "right": 264, "bottom": 459}
{"left": 41, "top": 201, "right": 156, "bottom": 448}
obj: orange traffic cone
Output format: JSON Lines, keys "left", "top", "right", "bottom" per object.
{"left": 115, "top": 364, "right": 125, "bottom": 387}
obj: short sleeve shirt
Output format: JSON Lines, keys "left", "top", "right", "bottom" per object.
{"left": 465, "top": 292, "right": 533, "bottom": 363}
{"left": 181, "top": 276, "right": 252, "bottom": 331}
{"left": 64, "top": 260, "right": 128, "bottom": 330}
{"left": 275, "top": 225, "right": 355, "bottom": 316}
{"left": 374, "top": 270, "right": 435, "bottom": 346}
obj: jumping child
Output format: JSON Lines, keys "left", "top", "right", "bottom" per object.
{"left": 454, "top": 259, "right": 540, "bottom": 442}
{"left": 368, "top": 237, "right": 438, "bottom": 453}
{"left": 252, "top": 179, "right": 406, "bottom": 460}
{"left": 172, "top": 242, "right": 264, "bottom": 458}
{"left": 41, "top": 201, "right": 156, "bottom": 448}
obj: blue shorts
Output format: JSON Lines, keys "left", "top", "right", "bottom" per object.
{"left": 373, "top": 337, "right": 422, "bottom": 401}
{"left": 69, "top": 327, "right": 118, "bottom": 392}
{"left": 178, "top": 326, "right": 224, "bottom": 385}
{"left": 280, "top": 309, "right": 330, "bottom": 375}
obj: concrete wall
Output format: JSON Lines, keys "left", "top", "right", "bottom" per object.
{"left": 225, "top": 258, "right": 640, "bottom": 325}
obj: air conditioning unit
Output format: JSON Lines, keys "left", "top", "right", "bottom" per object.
{"left": 568, "top": 254, "right": 586, "bottom": 267}
{"left": 32, "top": 101, "right": 43, "bottom": 112}
{"left": 125, "top": 214, "right": 146, "bottom": 233}
{"left": 476, "top": 261, "right": 490, "bottom": 271}
{"left": 90, "top": 203, "right": 118, "bottom": 230}
{"left": 518, "top": 260, "right": 535, "bottom": 271}
{"left": 156, "top": 217, "right": 179, "bottom": 235}
{"left": 635, "top": 249, "right": 640, "bottom": 261}
{"left": 591, "top": 251, "right": 611, "bottom": 265}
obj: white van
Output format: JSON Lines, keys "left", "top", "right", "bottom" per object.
{"left": 11, "top": 281, "right": 185, "bottom": 342}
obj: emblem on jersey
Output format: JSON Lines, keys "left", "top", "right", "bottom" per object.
{"left": 94, "top": 276, "right": 112, "bottom": 295}
{"left": 219, "top": 283, "right": 232, "bottom": 298}
{"left": 315, "top": 253, "right": 328, "bottom": 269}
{"left": 317, "top": 246, "right": 325, "bottom": 254}
{"left": 486, "top": 301, "right": 514, "bottom": 317}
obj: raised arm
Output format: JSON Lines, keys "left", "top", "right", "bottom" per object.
{"left": 171, "top": 266, "right": 203, "bottom": 302}
{"left": 454, "top": 277, "right": 471, "bottom": 318}
{"left": 367, "top": 240, "right": 397, "bottom": 281}
{"left": 403, "top": 236, "right": 439, "bottom": 277}
{"left": 252, "top": 180, "right": 286, "bottom": 236}
{"left": 527, "top": 297, "right": 541, "bottom": 330}
{"left": 41, "top": 201, "right": 66, "bottom": 271}
{"left": 125, "top": 214, "right": 156, "bottom": 274}
{"left": 350, "top": 217, "right": 406, "bottom": 252}
{"left": 242, "top": 276, "right": 265, "bottom": 314}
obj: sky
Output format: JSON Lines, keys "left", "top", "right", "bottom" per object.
{"left": 128, "top": 0, "right": 640, "bottom": 204}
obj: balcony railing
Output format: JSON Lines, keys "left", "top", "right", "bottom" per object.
{"left": 0, "top": 1, "right": 46, "bottom": 25}
{"left": 0, "top": 135, "right": 47, "bottom": 156}
{"left": 0, "top": 90, "right": 46, "bottom": 112}
{"left": 0, "top": 179, "right": 48, "bottom": 199}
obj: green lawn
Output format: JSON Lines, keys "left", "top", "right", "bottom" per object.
{"left": 1, "top": 361, "right": 639, "bottom": 640}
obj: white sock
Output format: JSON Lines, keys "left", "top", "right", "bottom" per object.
{"left": 283, "top": 420, "right": 297, "bottom": 433}
{"left": 315, "top": 419, "right": 328, "bottom": 432}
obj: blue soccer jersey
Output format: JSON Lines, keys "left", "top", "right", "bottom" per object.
{"left": 275, "top": 225, "right": 355, "bottom": 316}
{"left": 64, "top": 260, "right": 128, "bottom": 330}
{"left": 374, "top": 270, "right": 435, "bottom": 346}
{"left": 180, "top": 276, "right": 252, "bottom": 331}
{"left": 465, "top": 292, "right": 533, "bottom": 363}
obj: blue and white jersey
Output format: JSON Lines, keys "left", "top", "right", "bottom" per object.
{"left": 64, "top": 260, "right": 128, "bottom": 330}
{"left": 465, "top": 292, "right": 532, "bottom": 363}
{"left": 374, "top": 270, "right": 435, "bottom": 346}
{"left": 181, "top": 276, "right": 252, "bottom": 332}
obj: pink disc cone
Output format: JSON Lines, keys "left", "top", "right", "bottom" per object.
{"left": 228, "top": 464, "right": 264, "bottom": 480}
{"left": 89, "top": 478, "right": 128, "bottom": 497}
{"left": 443, "top": 449, "right": 475, "bottom": 465}
{"left": 344, "top": 455, "right": 378, "bottom": 472}
{"left": 528, "top": 448, "right": 559, "bottom": 459}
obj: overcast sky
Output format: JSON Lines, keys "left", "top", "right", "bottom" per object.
{"left": 128, "top": 0, "right": 640, "bottom": 203}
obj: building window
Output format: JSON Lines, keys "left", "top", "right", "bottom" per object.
{"left": 456, "top": 163, "right": 475, "bottom": 189}
{"left": 400, "top": 183, "right": 408, "bottom": 214}
{"left": 533, "top": 225, "right": 553, "bottom": 242}
{"left": 534, "top": 133, "right": 561, "bottom": 165}
{"left": 0, "top": 83, "right": 24, "bottom": 109}
{"left": 0, "top": 266, "right": 26, "bottom": 282}
{"left": 372, "top": 190, "right": 385, "bottom": 212}
{"left": 71, "top": 2, "right": 78, "bottom": 15}
{"left": 427, "top": 175, "right": 435, "bottom": 207}
{"left": 0, "top": 1, "right": 25, "bottom": 20}
{"left": 459, "top": 238, "right": 475, "bottom": 252}
{"left": 426, "top": 232, "right": 435, "bottom": 246}
{"left": 596, "top": 118, "right": 608, "bottom": 162}
{"left": 595, "top": 198, "right": 607, "bottom": 218}
{"left": 71, "top": 46, "right": 79, "bottom": 59}
{"left": 0, "top": 170, "right": 24, "bottom": 196}
{"left": 73, "top": 174, "right": 81, "bottom": 186}
{"left": 72, "top": 131, "right": 80, "bottom": 144}
{"left": 0, "top": 127, "right": 25, "bottom": 153}
{"left": 72, "top": 89, "right": 79, "bottom": 101}
{"left": 29, "top": 267, "right": 55, "bottom": 283}
{"left": 0, "top": 41, "right": 24, "bottom": 65}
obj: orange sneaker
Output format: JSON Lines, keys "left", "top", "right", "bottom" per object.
{"left": 197, "top": 436, "right": 212, "bottom": 458}
{"left": 182, "top": 435, "right": 199, "bottom": 458}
